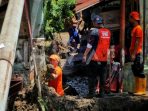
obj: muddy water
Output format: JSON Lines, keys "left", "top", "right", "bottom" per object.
{"left": 65, "top": 76, "right": 89, "bottom": 97}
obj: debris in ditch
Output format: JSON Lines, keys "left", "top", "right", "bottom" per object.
{"left": 66, "top": 76, "right": 89, "bottom": 97}
{"left": 8, "top": 86, "right": 40, "bottom": 111}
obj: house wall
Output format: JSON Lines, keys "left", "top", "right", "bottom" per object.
{"left": 90, "top": 1, "right": 120, "bottom": 30}
{"left": 29, "top": 0, "right": 43, "bottom": 38}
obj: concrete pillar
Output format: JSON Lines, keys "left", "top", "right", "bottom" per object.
{"left": 0, "top": 0, "right": 24, "bottom": 110}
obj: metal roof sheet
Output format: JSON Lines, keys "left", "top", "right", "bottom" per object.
{"left": 75, "top": 0, "right": 101, "bottom": 13}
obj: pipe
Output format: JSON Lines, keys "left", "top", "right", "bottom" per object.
{"left": 0, "top": 0, "right": 24, "bottom": 110}
{"left": 119, "top": 0, "right": 125, "bottom": 67}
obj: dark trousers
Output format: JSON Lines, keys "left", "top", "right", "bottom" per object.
{"left": 131, "top": 53, "right": 145, "bottom": 78}
{"left": 68, "top": 26, "right": 80, "bottom": 48}
{"left": 87, "top": 60, "right": 107, "bottom": 94}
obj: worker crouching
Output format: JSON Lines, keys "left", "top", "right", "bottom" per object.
{"left": 47, "top": 54, "right": 64, "bottom": 96}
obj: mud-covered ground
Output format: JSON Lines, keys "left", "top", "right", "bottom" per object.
{"left": 7, "top": 86, "right": 40, "bottom": 111}
{"left": 41, "top": 85, "right": 148, "bottom": 111}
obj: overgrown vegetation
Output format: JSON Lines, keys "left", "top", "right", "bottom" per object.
{"left": 43, "top": 0, "right": 76, "bottom": 39}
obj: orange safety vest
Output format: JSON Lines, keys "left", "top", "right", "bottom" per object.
{"left": 92, "top": 28, "right": 111, "bottom": 62}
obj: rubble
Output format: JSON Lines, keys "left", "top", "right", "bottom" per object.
{"left": 7, "top": 86, "right": 40, "bottom": 111}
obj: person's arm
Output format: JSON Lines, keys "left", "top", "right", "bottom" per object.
{"left": 131, "top": 37, "right": 140, "bottom": 61}
{"left": 50, "top": 67, "right": 62, "bottom": 80}
{"left": 50, "top": 72, "right": 58, "bottom": 79}
{"left": 72, "top": 16, "right": 79, "bottom": 24}
{"left": 47, "top": 65, "right": 58, "bottom": 80}
{"left": 83, "top": 28, "right": 98, "bottom": 62}
{"left": 83, "top": 44, "right": 92, "bottom": 62}
{"left": 131, "top": 27, "right": 142, "bottom": 61}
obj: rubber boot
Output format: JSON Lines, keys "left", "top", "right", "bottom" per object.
{"left": 99, "top": 88, "right": 105, "bottom": 98}
{"left": 134, "top": 77, "right": 139, "bottom": 93}
{"left": 134, "top": 77, "right": 146, "bottom": 95}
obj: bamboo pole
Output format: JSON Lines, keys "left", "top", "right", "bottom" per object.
{"left": 0, "top": 0, "right": 24, "bottom": 110}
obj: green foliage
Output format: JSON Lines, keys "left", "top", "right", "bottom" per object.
{"left": 43, "top": 0, "right": 76, "bottom": 39}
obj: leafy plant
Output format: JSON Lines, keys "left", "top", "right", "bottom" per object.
{"left": 43, "top": 0, "right": 76, "bottom": 39}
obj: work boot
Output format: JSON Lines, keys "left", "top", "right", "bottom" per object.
{"left": 134, "top": 77, "right": 146, "bottom": 95}
{"left": 98, "top": 91, "right": 105, "bottom": 98}
{"left": 97, "top": 88, "right": 105, "bottom": 98}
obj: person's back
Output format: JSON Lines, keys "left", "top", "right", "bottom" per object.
{"left": 83, "top": 15, "right": 112, "bottom": 97}
{"left": 92, "top": 28, "right": 111, "bottom": 62}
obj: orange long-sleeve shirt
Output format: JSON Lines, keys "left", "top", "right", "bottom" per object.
{"left": 48, "top": 66, "right": 64, "bottom": 96}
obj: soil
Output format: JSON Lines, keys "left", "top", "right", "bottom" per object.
{"left": 7, "top": 87, "right": 40, "bottom": 111}
{"left": 42, "top": 85, "right": 148, "bottom": 111}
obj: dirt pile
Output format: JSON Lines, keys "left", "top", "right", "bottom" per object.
{"left": 42, "top": 85, "right": 148, "bottom": 111}
{"left": 8, "top": 87, "right": 40, "bottom": 111}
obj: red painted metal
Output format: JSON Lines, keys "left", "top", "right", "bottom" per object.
{"left": 24, "top": 0, "right": 33, "bottom": 49}
{"left": 119, "top": 0, "right": 125, "bottom": 66}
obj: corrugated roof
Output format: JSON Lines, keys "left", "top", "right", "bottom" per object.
{"left": 76, "top": 0, "right": 88, "bottom": 5}
{"left": 75, "top": 0, "right": 101, "bottom": 13}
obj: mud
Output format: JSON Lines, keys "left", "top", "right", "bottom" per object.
{"left": 42, "top": 85, "right": 148, "bottom": 111}
{"left": 7, "top": 86, "right": 40, "bottom": 111}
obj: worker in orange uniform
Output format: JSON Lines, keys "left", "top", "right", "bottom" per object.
{"left": 129, "top": 11, "right": 146, "bottom": 95}
{"left": 48, "top": 54, "right": 64, "bottom": 96}
{"left": 83, "top": 15, "right": 112, "bottom": 97}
